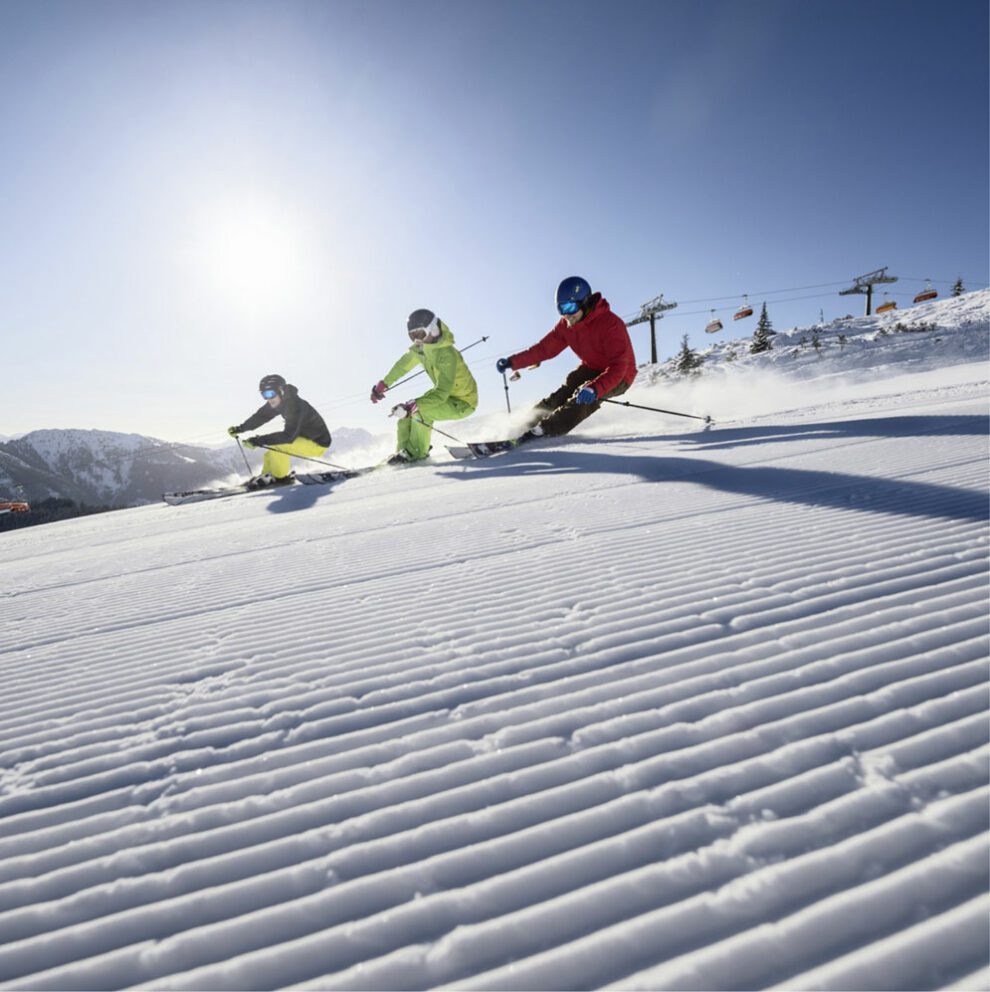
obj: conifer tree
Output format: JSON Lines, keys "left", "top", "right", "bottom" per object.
{"left": 675, "top": 334, "right": 703, "bottom": 374}
{"left": 953, "top": 277, "right": 964, "bottom": 296}
{"left": 750, "top": 303, "right": 774, "bottom": 354}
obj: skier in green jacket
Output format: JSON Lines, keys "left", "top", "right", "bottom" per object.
{"left": 371, "top": 309, "right": 478, "bottom": 463}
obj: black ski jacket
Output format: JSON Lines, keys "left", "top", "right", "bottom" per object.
{"left": 236, "top": 384, "right": 332, "bottom": 448}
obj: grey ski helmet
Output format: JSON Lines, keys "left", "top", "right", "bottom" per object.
{"left": 259, "top": 373, "right": 286, "bottom": 398}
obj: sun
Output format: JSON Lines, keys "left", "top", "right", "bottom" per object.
{"left": 193, "top": 197, "right": 308, "bottom": 316}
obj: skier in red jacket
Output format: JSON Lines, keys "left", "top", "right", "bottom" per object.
{"left": 496, "top": 276, "right": 637, "bottom": 441}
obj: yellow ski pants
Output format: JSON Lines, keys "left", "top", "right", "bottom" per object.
{"left": 261, "top": 438, "right": 328, "bottom": 478}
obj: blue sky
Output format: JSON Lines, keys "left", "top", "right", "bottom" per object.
{"left": 1, "top": 0, "right": 987, "bottom": 442}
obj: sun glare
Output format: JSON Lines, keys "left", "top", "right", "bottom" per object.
{"left": 194, "top": 198, "right": 308, "bottom": 316}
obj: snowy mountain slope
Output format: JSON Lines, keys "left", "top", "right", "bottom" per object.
{"left": 0, "top": 430, "right": 246, "bottom": 507}
{"left": 0, "top": 359, "right": 987, "bottom": 987}
{"left": 650, "top": 287, "right": 989, "bottom": 384}
{"left": 0, "top": 426, "right": 386, "bottom": 511}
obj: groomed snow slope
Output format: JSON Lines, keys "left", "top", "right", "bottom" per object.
{"left": 0, "top": 358, "right": 988, "bottom": 988}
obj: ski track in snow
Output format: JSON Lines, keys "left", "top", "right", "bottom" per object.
{"left": 0, "top": 366, "right": 987, "bottom": 990}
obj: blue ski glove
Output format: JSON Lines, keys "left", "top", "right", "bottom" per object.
{"left": 496, "top": 357, "right": 513, "bottom": 374}
{"left": 228, "top": 426, "right": 241, "bottom": 437}
{"left": 575, "top": 385, "right": 598, "bottom": 405}
{"left": 242, "top": 436, "right": 261, "bottom": 449}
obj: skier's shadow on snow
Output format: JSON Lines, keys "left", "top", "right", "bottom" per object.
{"left": 660, "top": 413, "right": 989, "bottom": 452}
{"left": 441, "top": 415, "right": 988, "bottom": 523}
{"left": 263, "top": 485, "right": 326, "bottom": 514}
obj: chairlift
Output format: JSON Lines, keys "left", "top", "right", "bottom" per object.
{"left": 913, "top": 280, "right": 938, "bottom": 304}
{"left": 704, "top": 308, "right": 723, "bottom": 334}
{"left": 0, "top": 501, "right": 30, "bottom": 514}
{"left": 733, "top": 294, "right": 753, "bottom": 321}
{"left": 876, "top": 294, "right": 897, "bottom": 314}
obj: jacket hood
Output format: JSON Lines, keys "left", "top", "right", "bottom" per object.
{"left": 586, "top": 293, "right": 607, "bottom": 316}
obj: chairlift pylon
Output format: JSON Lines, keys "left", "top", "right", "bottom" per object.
{"left": 733, "top": 294, "right": 753, "bottom": 321}
{"left": 704, "top": 308, "right": 723, "bottom": 334}
{"left": 913, "top": 279, "right": 938, "bottom": 304}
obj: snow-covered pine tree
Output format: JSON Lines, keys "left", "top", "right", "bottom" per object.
{"left": 750, "top": 303, "right": 774, "bottom": 354}
{"left": 953, "top": 277, "right": 964, "bottom": 296}
{"left": 675, "top": 334, "right": 704, "bottom": 374}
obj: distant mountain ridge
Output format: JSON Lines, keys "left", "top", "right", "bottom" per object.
{"left": 0, "top": 424, "right": 382, "bottom": 508}
{"left": 0, "top": 430, "right": 246, "bottom": 507}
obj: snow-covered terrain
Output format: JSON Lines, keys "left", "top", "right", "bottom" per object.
{"left": 0, "top": 292, "right": 987, "bottom": 991}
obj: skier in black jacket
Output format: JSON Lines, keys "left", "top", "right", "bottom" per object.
{"left": 228, "top": 374, "right": 332, "bottom": 488}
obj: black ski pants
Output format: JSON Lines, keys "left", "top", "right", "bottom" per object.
{"left": 531, "top": 364, "right": 630, "bottom": 437}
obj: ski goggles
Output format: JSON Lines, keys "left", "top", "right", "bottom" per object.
{"left": 260, "top": 388, "right": 279, "bottom": 399}
{"left": 557, "top": 300, "right": 580, "bottom": 316}
{"left": 408, "top": 315, "right": 439, "bottom": 341}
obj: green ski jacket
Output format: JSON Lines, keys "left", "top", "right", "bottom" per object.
{"left": 383, "top": 321, "right": 478, "bottom": 409}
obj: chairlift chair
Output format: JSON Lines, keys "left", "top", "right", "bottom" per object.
{"left": 733, "top": 294, "right": 753, "bottom": 320}
{"left": 0, "top": 501, "right": 30, "bottom": 514}
{"left": 704, "top": 308, "right": 723, "bottom": 333}
{"left": 913, "top": 280, "right": 938, "bottom": 304}
{"left": 876, "top": 294, "right": 897, "bottom": 314}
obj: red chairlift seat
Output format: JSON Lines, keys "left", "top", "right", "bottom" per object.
{"left": 913, "top": 281, "right": 938, "bottom": 304}
{"left": 705, "top": 309, "right": 723, "bottom": 333}
{"left": 733, "top": 294, "right": 753, "bottom": 320}
{"left": 0, "top": 501, "right": 30, "bottom": 514}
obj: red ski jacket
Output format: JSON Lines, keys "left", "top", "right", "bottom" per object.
{"left": 509, "top": 295, "right": 637, "bottom": 397}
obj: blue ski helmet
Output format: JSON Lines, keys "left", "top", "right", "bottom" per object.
{"left": 555, "top": 276, "right": 592, "bottom": 316}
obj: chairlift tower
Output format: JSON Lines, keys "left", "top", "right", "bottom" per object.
{"left": 627, "top": 293, "right": 678, "bottom": 363}
{"left": 839, "top": 267, "right": 898, "bottom": 316}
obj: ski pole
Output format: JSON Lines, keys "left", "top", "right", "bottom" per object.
{"left": 235, "top": 437, "right": 253, "bottom": 476}
{"left": 502, "top": 371, "right": 511, "bottom": 413}
{"left": 602, "top": 398, "right": 713, "bottom": 426}
{"left": 412, "top": 416, "right": 465, "bottom": 444}
{"left": 388, "top": 404, "right": 467, "bottom": 445}
{"left": 250, "top": 443, "right": 353, "bottom": 471}
{"left": 387, "top": 335, "right": 490, "bottom": 392}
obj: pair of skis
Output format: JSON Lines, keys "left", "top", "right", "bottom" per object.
{"left": 161, "top": 467, "right": 374, "bottom": 506}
